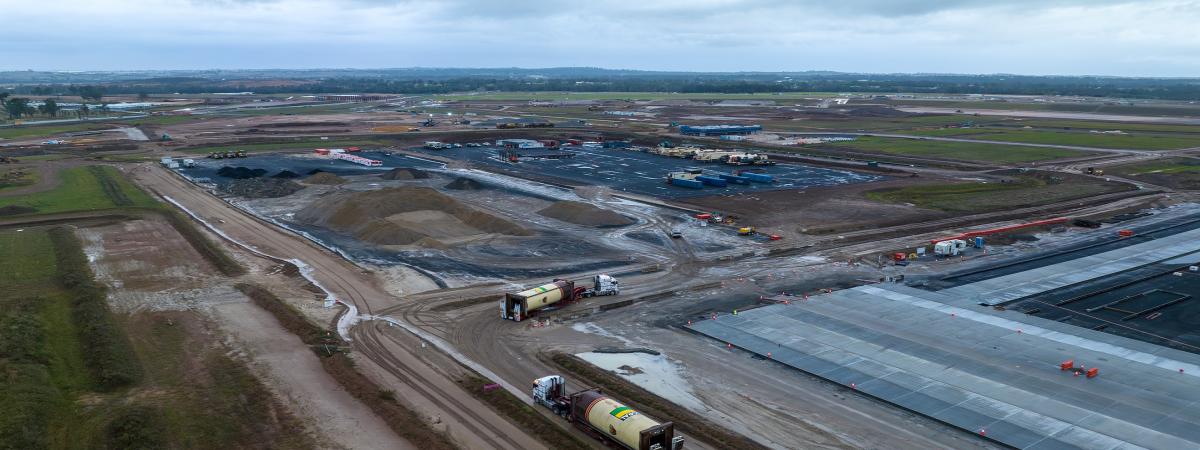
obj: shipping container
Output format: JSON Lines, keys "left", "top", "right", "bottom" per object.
{"left": 717, "top": 174, "right": 751, "bottom": 185}
{"left": 669, "top": 178, "right": 704, "bottom": 189}
{"left": 694, "top": 175, "right": 728, "bottom": 187}
{"left": 739, "top": 172, "right": 774, "bottom": 183}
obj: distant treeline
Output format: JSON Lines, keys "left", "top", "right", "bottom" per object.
{"left": 4, "top": 67, "right": 1200, "bottom": 100}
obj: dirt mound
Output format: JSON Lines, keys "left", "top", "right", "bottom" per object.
{"left": 844, "top": 106, "right": 912, "bottom": 118}
{"left": 304, "top": 172, "right": 347, "bottom": 185}
{"left": 217, "top": 166, "right": 267, "bottom": 179}
{"left": 225, "top": 178, "right": 304, "bottom": 198}
{"left": 294, "top": 187, "right": 531, "bottom": 246}
{"left": 0, "top": 205, "right": 36, "bottom": 216}
{"left": 272, "top": 170, "right": 300, "bottom": 179}
{"left": 380, "top": 168, "right": 430, "bottom": 180}
{"left": 444, "top": 177, "right": 484, "bottom": 190}
{"left": 537, "top": 201, "right": 634, "bottom": 227}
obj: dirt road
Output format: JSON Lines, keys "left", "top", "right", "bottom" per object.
{"left": 129, "top": 164, "right": 548, "bottom": 450}
{"left": 213, "top": 301, "right": 412, "bottom": 450}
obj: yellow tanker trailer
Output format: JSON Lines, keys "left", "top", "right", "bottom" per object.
{"left": 532, "top": 375, "right": 683, "bottom": 450}
{"left": 500, "top": 275, "right": 620, "bottom": 321}
{"left": 500, "top": 280, "right": 575, "bottom": 321}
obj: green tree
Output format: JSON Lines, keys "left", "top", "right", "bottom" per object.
{"left": 78, "top": 103, "right": 89, "bottom": 119}
{"left": 3, "top": 97, "right": 33, "bottom": 119}
{"left": 137, "top": 92, "right": 149, "bottom": 101}
{"left": 78, "top": 85, "right": 105, "bottom": 102}
{"left": 38, "top": 98, "right": 60, "bottom": 118}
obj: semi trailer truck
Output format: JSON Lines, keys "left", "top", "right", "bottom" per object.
{"left": 500, "top": 275, "right": 620, "bottom": 321}
{"left": 532, "top": 375, "right": 684, "bottom": 450}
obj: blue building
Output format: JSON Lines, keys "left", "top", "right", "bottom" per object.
{"left": 679, "top": 124, "right": 763, "bottom": 136}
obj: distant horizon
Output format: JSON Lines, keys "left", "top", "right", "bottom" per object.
{"left": 3, "top": 1, "right": 1199, "bottom": 77}
{"left": 2, "top": 66, "right": 1199, "bottom": 81}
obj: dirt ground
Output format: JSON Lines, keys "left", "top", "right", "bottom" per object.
{"left": 674, "top": 176, "right": 949, "bottom": 236}
{"left": 78, "top": 217, "right": 221, "bottom": 311}
{"left": 211, "top": 300, "right": 411, "bottom": 450}
{"left": 129, "top": 163, "right": 553, "bottom": 449}
{"left": 74, "top": 209, "right": 410, "bottom": 448}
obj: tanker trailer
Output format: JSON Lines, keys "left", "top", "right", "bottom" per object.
{"left": 500, "top": 279, "right": 576, "bottom": 321}
{"left": 532, "top": 375, "right": 683, "bottom": 450}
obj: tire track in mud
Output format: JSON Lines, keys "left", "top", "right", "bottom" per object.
{"left": 353, "top": 323, "right": 531, "bottom": 450}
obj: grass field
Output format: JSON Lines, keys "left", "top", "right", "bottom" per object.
{"left": 1109, "top": 157, "right": 1200, "bottom": 190}
{"left": 907, "top": 127, "right": 1200, "bottom": 150}
{"left": 130, "top": 115, "right": 206, "bottom": 126}
{"left": 865, "top": 172, "right": 1130, "bottom": 212}
{"left": 987, "top": 118, "right": 1200, "bottom": 134}
{"left": 181, "top": 138, "right": 387, "bottom": 154}
{"left": 884, "top": 99, "right": 1200, "bottom": 117}
{"left": 434, "top": 91, "right": 843, "bottom": 101}
{"left": 211, "top": 102, "right": 368, "bottom": 117}
{"left": 0, "top": 122, "right": 113, "bottom": 140}
{"left": 0, "top": 165, "right": 157, "bottom": 215}
{"left": 0, "top": 166, "right": 38, "bottom": 191}
{"left": 0, "top": 229, "right": 58, "bottom": 293}
{"left": 825, "top": 136, "right": 1089, "bottom": 163}
{"left": 760, "top": 114, "right": 961, "bottom": 133}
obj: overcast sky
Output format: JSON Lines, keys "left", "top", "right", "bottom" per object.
{"left": 2, "top": 0, "right": 1199, "bottom": 76}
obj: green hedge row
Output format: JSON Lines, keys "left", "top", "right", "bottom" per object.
{"left": 47, "top": 226, "right": 142, "bottom": 391}
{"left": 104, "top": 406, "right": 167, "bottom": 450}
{"left": 0, "top": 299, "right": 57, "bottom": 450}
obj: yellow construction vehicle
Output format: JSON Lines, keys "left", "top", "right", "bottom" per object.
{"left": 738, "top": 226, "right": 756, "bottom": 236}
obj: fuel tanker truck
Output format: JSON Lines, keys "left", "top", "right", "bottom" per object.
{"left": 500, "top": 275, "right": 619, "bottom": 321}
{"left": 533, "top": 375, "right": 683, "bottom": 450}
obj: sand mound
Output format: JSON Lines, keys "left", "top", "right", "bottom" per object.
{"left": 537, "top": 201, "right": 634, "bottom": 227}
{"left": 444, "top": 177, "right": 484, "bottom": 190}
{"left": 225, "top": 178, "right": 304, "bottom": 198}
{"left": 304, "top": 172, "right": 347, "bottom": 185}
{"left": 380, "top": 167, "right": 430, "bottom": 180}
{"left": 295, "top": 187, "right": 531, "bottom": 246}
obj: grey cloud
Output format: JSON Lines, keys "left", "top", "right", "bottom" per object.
{"left": 1, "top": 0, "right": 1197, "bottom": 75}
